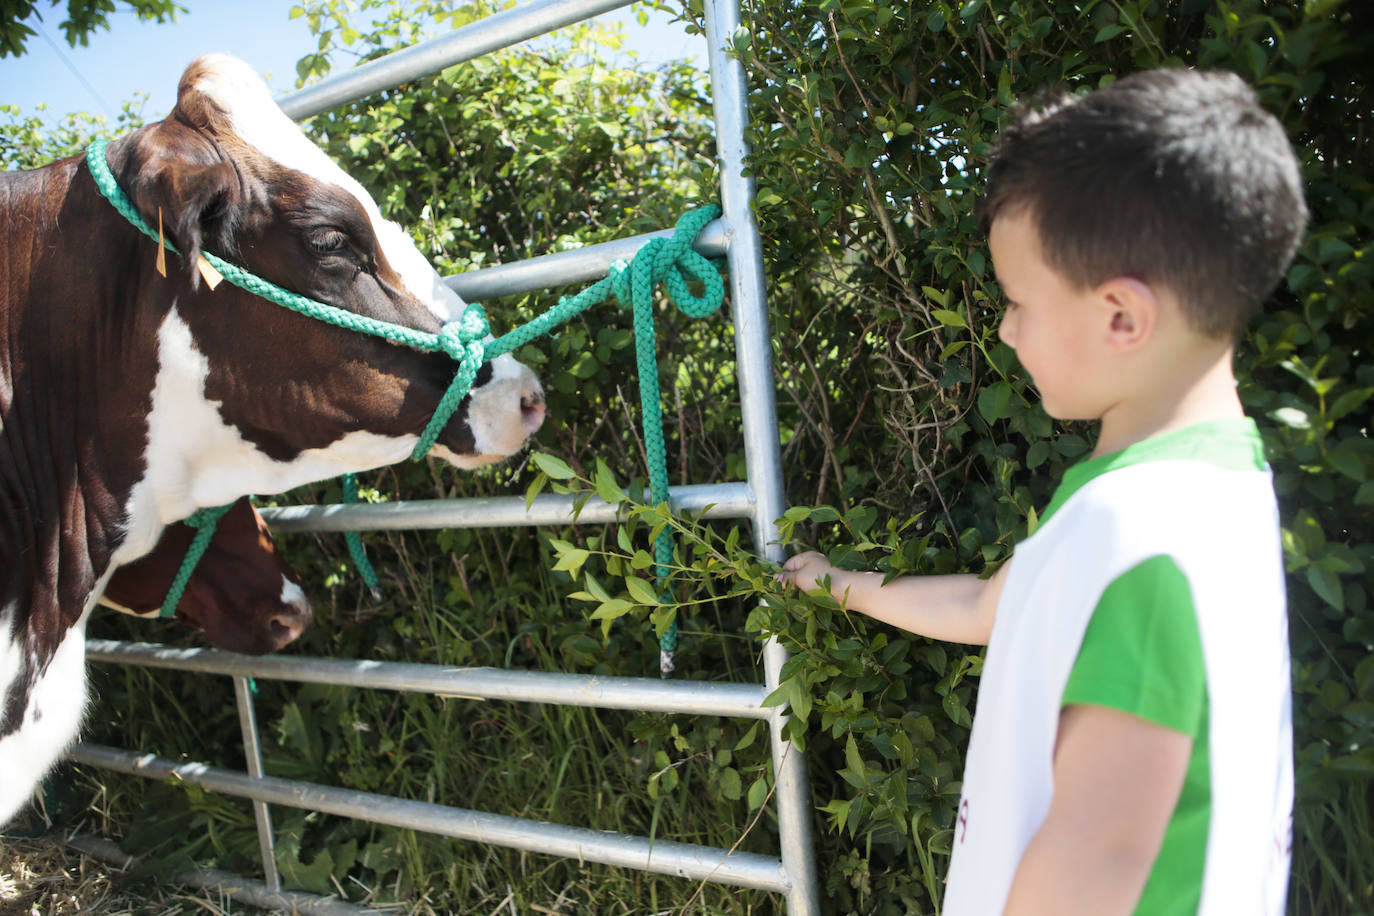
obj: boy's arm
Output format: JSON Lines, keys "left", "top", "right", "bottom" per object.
{"left": 1002, "top": 703, "right": 1192, "bottom": 916}
{"left": 778, "top": 551, "right": 1008, "bottom": 645}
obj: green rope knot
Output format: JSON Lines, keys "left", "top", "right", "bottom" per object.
{"left": 437, "top": 305, "right": 490, "bottom": 360}
{"left": 411, "top": 302, "right": 491, "bottom": 461}
{"left": 159, "top": 502, "right": 235, "bottom": 619}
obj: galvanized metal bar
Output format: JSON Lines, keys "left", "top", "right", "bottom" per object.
{"left": 703, "top": 1, "right": 820, "bottom": 913}
{"left": 70, "top": 744, "right": 791, "bottom": 894}
{"left": 85, "top": 641, "right": 773, "bottom": 720}
{"left": 280, "top": 0, "right": 636, "bottom": 121}
{"left": 78, "top": 3, "right": 823, "bottom": 912}
{"left": 233, "top": 676, "right": 280, "bottom": 892}
{"left": 258, "top": 481, "right": 752, "bottom": 534}
{"left": 446, "top": 220, "right": 728, "bottom": 303}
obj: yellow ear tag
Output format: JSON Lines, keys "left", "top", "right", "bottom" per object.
{"left": 155, "top": 208, "right": 167, "bottom": 278}
{"left": 197, "top": 255, "right": 223, "bottom": 290}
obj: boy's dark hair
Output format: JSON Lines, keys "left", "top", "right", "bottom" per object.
{"left": 979, "top": 68, "right": 1307, "bottom": 339}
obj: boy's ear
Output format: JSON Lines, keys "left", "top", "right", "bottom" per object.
{"left": 1096, "top": 277, "right": 1158, "bottom": 351}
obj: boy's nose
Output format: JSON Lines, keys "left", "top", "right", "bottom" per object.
{"left": 998, "top": 309, "right": 1018, "bottom": 348}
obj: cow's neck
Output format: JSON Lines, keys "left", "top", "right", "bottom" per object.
{"left": 0, "top": 147, "right": 169, "bottom": 646}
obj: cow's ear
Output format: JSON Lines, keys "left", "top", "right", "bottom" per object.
{"left": 122, "top": 119, "right": 239, "bottom": 288}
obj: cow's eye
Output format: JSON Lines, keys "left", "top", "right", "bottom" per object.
{"left": 309, "top": 231, "right": 349, "bottom": 254}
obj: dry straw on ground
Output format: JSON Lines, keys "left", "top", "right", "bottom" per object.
{"left": 0, "top": 834, "right": 254, "bottom": 915}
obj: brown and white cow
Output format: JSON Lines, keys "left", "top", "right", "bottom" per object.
{"left": 100, "top": 497, "right": 312, "bottom": 656}
{"left": 0, "top": 54, "right": 545, "bottom": 824}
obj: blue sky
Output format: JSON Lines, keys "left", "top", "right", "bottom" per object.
{"left": 0, "top": 1, "right": 706, "bottom": 125}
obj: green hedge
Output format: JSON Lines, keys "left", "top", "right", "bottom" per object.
{"left": 8, "top": 0, "right": 1368, "bottom": 912}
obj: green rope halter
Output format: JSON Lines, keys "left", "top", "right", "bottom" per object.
{"left": 158, "top": 503, "right": 234, "bottom": 618}
{"left": 86, "top": 138, "right": 721, "bottom": 673}
{"left": 84, "top": 139, "right": 490, "bottom": 462}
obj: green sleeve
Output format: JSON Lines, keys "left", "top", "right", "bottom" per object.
{"left": 1061, "top": 554, "right": 1206, "bottom": 737}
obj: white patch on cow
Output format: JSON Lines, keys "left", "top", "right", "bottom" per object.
{"left": 429, "top": 351, "right": 542, "bottom": 468}
{"left": 0, "top": 601, "right": 21, "bottom": 726}
{"left": 188, "top": 55, "right": 458, "bottom": 322}
{"left": 115, "top": 308, "right": 422, "bottom": 565}
{"left": 0, "top": 606, "right": 92, "bottom": 826}
{"left": 280, "top": 577, "right": 308, "bottom": 612}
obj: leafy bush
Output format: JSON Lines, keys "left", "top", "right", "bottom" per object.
{"left": 7, "top": 0, "right": 1368, "bottom": 912}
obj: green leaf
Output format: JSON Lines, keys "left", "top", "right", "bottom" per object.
{"left": 844, "top": 734, "right": 865, "bottom": 775}
{"left": 625, "top": 576, "right": 662, "bottom": 606}
{"left": 594, "top": 458, "right": 627, "bottom": 504}
{"left": 730, "top": 25, "right": 751, "bottom": 54}
{"left": 718, "top": 767, "right": 742, "bottom": 801}
{"left": 1355, "top": 654, "right": 1374, "bottom": 699}
{"left": 790, "top": 676, "right": 813, "bottom": 723}
{"left": 746, "top": 774, "right": 769, "bottom": 810}
{"left": 525, "top": 471, "right": 548, "bottom": 509}
{"left": 978, "top": 382, "right": 1014, "bottom": 423}
{"left": 531, "top": 452, "right": 577, "bottom": 480}
{"left": 734, "top": 722, "right": 761, "bottom": 752}
{"left": 589, "top": 598, "right": 636, "bottom": 621}
{"left": 1306, "top": 564, "right": 1344, "bottom": 611}
{"left": 1269, "top": 406, "right": 1311, "bottom": 429}
{"left": 921, "top": 286, "right": 951, "bottom": 307}
{"left": 1327, "top": 441, "right": 1367, "bottom": 482}
{"left": 1328, "top": 387, "right": 1374, "bottom": 424}
{"left": 552, "top": 548, "right": 589, "bottom": 573}
{"left": 931, "top": 308, "right": 966, "bottom": 329}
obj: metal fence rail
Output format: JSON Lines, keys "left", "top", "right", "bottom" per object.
{"left": 71, "top": 744, "right": 791, "bottom": 892}
{"left": 75, "top": 1, "right": 820, "bottom": 912}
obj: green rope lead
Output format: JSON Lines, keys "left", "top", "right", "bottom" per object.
{"left": 87, "top": 139, "right": 720, "bottom": 674}
{"left": 158, "top": 503, "right": 235, "bottom": 618}
{"left": 341, "top": 473, "right": 382, "bottom": 601}
{"left": 348, "top": 205, "right": 725, "bottom": 672}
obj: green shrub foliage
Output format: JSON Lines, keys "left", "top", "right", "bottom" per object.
{"left": 6, "top": 0, "right": 1368, "bottom": 912}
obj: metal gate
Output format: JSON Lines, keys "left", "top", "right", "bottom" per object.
{"left": 72, "top": 1, "right": 820, "bottom": 911}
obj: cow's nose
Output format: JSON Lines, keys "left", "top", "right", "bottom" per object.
{"left": 268, "top": 579, "right": 313, "bottom": 649}
{"left": 521, "top": 388, "right": 546, "bottom": 435}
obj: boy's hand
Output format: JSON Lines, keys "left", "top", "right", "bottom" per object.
{"left": 777, "top": 551, "right": 836, "bottom": 594}
{"left": 777, "top": 550, "right": 1002, "bottom": 646}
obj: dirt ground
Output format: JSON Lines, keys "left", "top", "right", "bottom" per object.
{"left": 0, "top": 834, "right": 256, "bottom": 915}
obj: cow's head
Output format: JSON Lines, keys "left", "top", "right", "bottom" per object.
{"left": 102, "top": 498, "right": 311, "bottom": 655}
{"left": 107, "top": 54, "right": 543, "bottom": 530}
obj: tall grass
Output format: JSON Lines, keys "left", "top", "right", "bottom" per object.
{"left": 1291, "top": 780, "right": 1374, "bottom": 915}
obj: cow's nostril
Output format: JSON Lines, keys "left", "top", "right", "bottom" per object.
{"left": 521, "top": 394, "right": 546, "bottom": 434}
{"left": 268, "top": 614, "right": 305, "bottom": 648}
{"left": 268, "top": 594, "right": 312, "bottom": 648}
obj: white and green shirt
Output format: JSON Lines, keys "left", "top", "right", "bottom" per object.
{"left": 942, "top": 419, "right": 1293, "bottom": 915}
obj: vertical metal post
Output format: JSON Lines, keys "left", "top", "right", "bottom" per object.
{"left": 233, "top": 676, "right": 280, "bottom": 892}
{"left": 703, "top": 1, "right": 819, "bottom": 912}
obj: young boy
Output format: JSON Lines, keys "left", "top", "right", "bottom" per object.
{"left": 779, "top": 68, "right": 1306, "bottom": 915}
